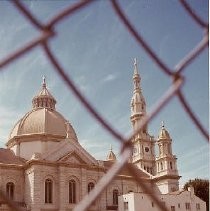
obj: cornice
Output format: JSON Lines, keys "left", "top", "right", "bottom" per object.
{"left": 0, "top": 163, "right": 24, "bottom": 170}
{"left": 6, "top": 134, "right": 65, "bottom": 148}
{"left": 24, "top": 159, "right": 104, "bottom": 172}
{"left": 152, "top": 174, "right": 181, "bottom": 181}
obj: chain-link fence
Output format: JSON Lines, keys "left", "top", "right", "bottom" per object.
{"left": 0, "top": 0, "right": 208, "bottom": 211}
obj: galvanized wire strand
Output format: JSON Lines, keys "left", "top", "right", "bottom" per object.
{"left": 110, "top": 0, "right": 173, "bottom": 77}
{"left": 177, "top": 90, "right": 209, "bottom": 141}
{"left": 175, "top": 33, "right": 209, "bottom": 74}
{"left": 75, "top": 77, "right": 183, "bottom": 211}
{"left": 74, "top": 146, "right": 132, "bottom": 211}
{"left": 0, "top": 31, "right": 54, "bottom": 69}
{"left": 127, "top": 164, "right": 169, "bottom": 211}
{"left": 111, "top": 0, "right": 209, "bottom": 142}
{"left": 47, "top": 0, "right": 95, "bottom": 28}
{"left": 126, "top": 76, "right": 184, "bottom": 146}
{"left": 13, "top": 0, "right": 44, "bottom": 30}
{"left": 179, "top": 0, "right": 209, "bottom": 29}
{"left": 42, "top": 42, "right": 125, "bottom": 143}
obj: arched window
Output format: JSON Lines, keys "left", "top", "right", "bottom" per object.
{"left": 45, "top": 179, "right": 53, "bottom": 203}
{"left": 113, "top": 189, "right": 119, "bottom": 205}
{"left": 69, "top": 180, "right": 76, "bottom": 203}
{"left": 161, "top": 162, "right": 163, "bottom": 170}
{"left": 88, "top": 182, "right": 94, "bottom": 193}
{"left": 170, "top": 161, "right": 173, "bottom": 169}
{"left": 6, "top": 182, "right": 14, "bottom": 200}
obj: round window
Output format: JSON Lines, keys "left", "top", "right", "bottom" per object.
{"left": 145, "top": 147, "right": 149, "bottom": 152}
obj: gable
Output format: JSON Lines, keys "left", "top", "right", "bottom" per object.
{"left": 41, "top": 139, "right": 98, "bottom": 166}
{"left": 58, "top": 151, "right": 87, "bottom": 165}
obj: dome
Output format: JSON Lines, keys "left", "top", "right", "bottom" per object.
{"left": 158, "top": 121, "right": 171, "bottom": 140}
{"left": 8, "top": 108, "right": 77, "bottom": 141}
{"left": 8, "top": 77, "right": 78, "bottom": 143}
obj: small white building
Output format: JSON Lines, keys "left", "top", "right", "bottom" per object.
{"left": 118, "top": 187, "right": 206, "bottom": 211}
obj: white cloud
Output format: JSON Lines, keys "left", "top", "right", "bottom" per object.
{"left": 102, "top": 74, "right": 117, "bottom": 83}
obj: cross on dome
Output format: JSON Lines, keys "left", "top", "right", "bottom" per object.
{"left": 42, "top": 75, "right": 46, "bottom": 88}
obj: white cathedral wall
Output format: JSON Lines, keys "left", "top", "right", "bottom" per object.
{"left": 10, "top": 145, "right": 18, "bottom": 155}
{"left": 156, "top": 179, "right": 179, "bottom": 194}
{"left": 24, "top": 162, "right": 150, "bottom": 210}
{"left": 0, "top": 167, "right": 24, "bottom": 202}
{"left": 17, "top": 140, "right": 59, "bottom": 160}
{"left": 19, "top": 141, "right": 42, "bottom": 160}
{"left": 25, "top": 163, "right": 105, "bottom": 210}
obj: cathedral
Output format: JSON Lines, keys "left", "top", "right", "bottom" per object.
{"left": 0, "top": 60, "right": 181, "bottom": 211}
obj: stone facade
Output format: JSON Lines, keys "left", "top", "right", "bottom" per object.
{"left": 0, "top": 61, "right": 183, "bottom": 211}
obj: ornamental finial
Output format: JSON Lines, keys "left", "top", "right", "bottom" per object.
{"left": 134, "top": 58, "right": 137, "bottom": 66}
{"left": 161, "top": 121, "right": 165, "bottom": 128}
{"left": 133, "top": 58, "right": 139, "bottom": 75}
{"left": 42, "top": 75, "right": 46, "bottom": 88}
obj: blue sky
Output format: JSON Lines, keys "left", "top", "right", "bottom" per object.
{"left": 0, "top": 0, "right": 208, "bottom": 187}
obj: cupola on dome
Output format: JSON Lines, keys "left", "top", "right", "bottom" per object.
{"left": 106, "top": 146, "right": 116, "bottom": 162}
{"left": 7, "top": 78, "right": 78, "bottom": 144}
{"left": 158, "top": 121, "right": 171, "bottom": 140}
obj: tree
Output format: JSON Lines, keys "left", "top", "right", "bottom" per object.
{"left": 184, "top": 178, "right": 209, "bottom": 210}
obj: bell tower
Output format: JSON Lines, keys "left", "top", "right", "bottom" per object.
{"left": 155, "top": 122, "right": 180, "bottom": 193}
{"left": 130, "top": 59, "right": 155, "bottom": 175}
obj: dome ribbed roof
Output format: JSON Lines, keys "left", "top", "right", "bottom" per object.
{"left": 32, "top": 77, "right": 56, "bottom": 110}
{"left": 8, "top": 78, "right": 78, "bottom": 143}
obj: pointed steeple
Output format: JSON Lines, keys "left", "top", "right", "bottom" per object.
{"left": 32, "top": 77, "right": 56, "bottom": 110}
{"left": 130, "top": 58, "right": 147, "bottom": 133}
{"left": 133, "top": 58, "right": 141, "bottom": 93}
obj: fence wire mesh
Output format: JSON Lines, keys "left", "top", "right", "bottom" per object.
{"left": 0, "top": 0, "right": 208, "bottom": 211}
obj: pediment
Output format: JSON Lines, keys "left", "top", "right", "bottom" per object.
{"left": 58, "top": 151, "right": 87, "bottom": 165}
{"left": 42, "top": 139, "right": 98, "bottom": 166}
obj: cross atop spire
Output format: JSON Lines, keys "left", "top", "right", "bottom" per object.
{"left": 133, "top": 58, "right": 139, "bottom": 75}
{"left": 42, "top": 75, "right": 46, "bottom": 88}
{"left": 132, "top": 58, "right": 141, "bottom": 92}
{"left": 161, "top": 121, "right": 165, "bottom": 128}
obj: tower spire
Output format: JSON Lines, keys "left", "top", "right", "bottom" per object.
{"left": 133, "top": 58, "right": 141, "bottom": 93}
{"left": 130, "top": 58, "right": 147, "bottom": 133}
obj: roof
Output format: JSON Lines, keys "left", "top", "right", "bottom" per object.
{"left": 104, "top": 161, "right": 151, "bottom": 179}
{"left": 0, "top": 148, "right": 25, "bottom": 165}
